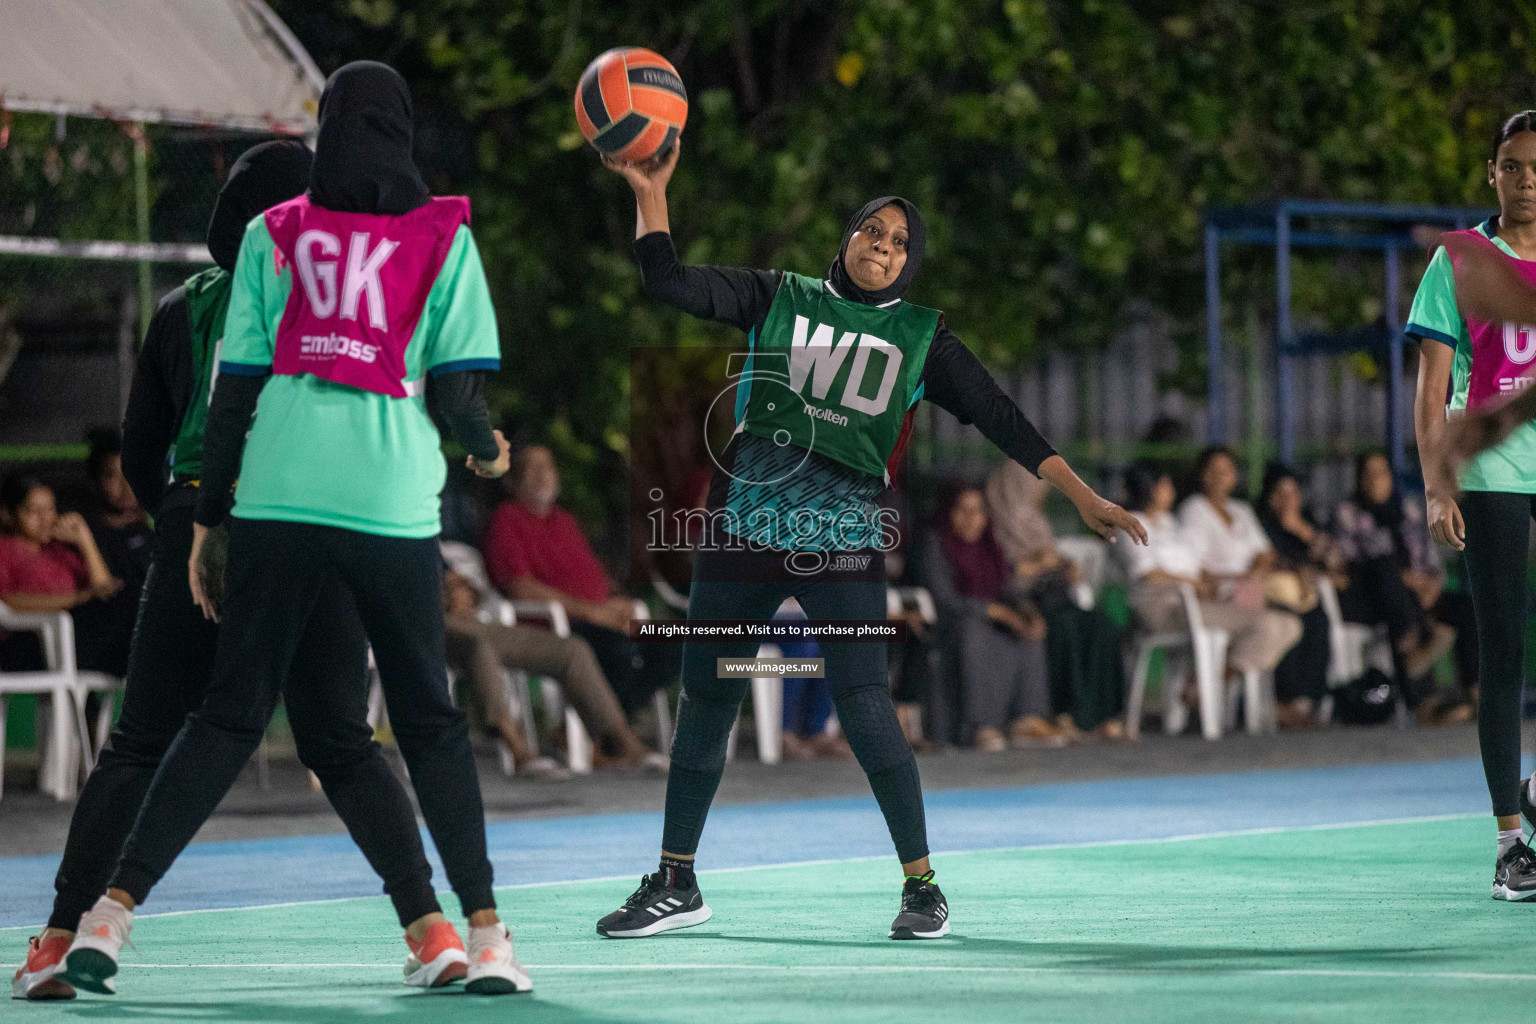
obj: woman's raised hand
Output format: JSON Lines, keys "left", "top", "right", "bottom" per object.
{"left": 602, "top": 140, "right": 680, "bottom": 198}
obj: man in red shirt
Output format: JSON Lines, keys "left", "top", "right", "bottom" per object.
{"left": 482, "top": 443, "right": 677, "bottom": 713}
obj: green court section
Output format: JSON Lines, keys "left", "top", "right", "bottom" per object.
{"left": 14, "top": 815, "right": 1530, "bottom": 1024}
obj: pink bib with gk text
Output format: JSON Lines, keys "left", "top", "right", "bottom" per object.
{"left": 1446, "top": 228, "right": 1536, "bottom": 410}
{"left": 265, "top": 196, "right": 469, "bottom": 398}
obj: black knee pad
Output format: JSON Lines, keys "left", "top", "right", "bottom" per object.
{"left": 833, "top": 684, "right": 912, "bottom": 776}
{"left": 668, "top": 688, "right": 743, "bottom": 769}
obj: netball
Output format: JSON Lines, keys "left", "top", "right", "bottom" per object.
{"left": 574, "top": 47, "right": 688, "bottom": 164}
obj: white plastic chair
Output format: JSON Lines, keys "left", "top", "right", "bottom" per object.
{"left": 1316, "top": 575, "right": 1392, "bottom": 685}
{"left": 1124, "top": 583, "right": 1271, "bottom": 740}
{"left": 1056, "top": 535, "right": 1108, "bottom": 610}
{"left": 1314, "top": 574, "right": 1395, "bottom": 725}
{"left": 440, "top": 541, "right": 675, "bottom": 774}
{"left": 0, "top": 604, "right": 121, "bottom": 800}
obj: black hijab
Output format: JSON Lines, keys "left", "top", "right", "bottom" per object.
{"left": 1256, "top": 462, "right": 1313, "bottom": 567}
{"left": 1352, "top": 452, "right": 1410, "bottom": 565}
{"left": 828, "top": 196, "right": 926, "bottom": 306}
{"left": 308, "top": 61, "right": 431, "bottom": 216}
{"left": 206, "top": 140, "right": 313, "bottom": 272}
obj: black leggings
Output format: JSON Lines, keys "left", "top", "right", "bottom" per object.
{"left": 1459, "top": 490, "right": 1535, "bottom": 818}
{"left": 662, "top": 546, "right": 927, "bottom": 865}
{"left": 50, "top": 502, "right": 440, "bottom": 929}
{"left": 107, "top": 517, "right": 494, "bottom": 919}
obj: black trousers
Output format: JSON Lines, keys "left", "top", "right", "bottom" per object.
{"left": 662, "top": 546, "right": 927, "bottom": 864}
{"left": 1274, "top": 604, "right": 1330, "bottom": 703}
{"left": 108, "top": 517, "right": 494, "bottom": 918}
{"left": 49, "top": 502, "right": 438, "bottom": 929}
{"left": 570, "top": 619, "right": 680, "bottom": 715}
{"left": 1459, "top": 491, "right": 1536, "bottom": 818}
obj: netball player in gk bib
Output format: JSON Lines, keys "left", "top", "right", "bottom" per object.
{"left": 58, "top": 63, "right": 529, "bottom": 996}
{"left": 1410, "top": 111, "right": 1536, "bottom": 901}
{"left": 12, "top": 142, "right": 443, "bottom": 1003}
{"left": 594, "top": 143, "right": 1145, "bottom": 940}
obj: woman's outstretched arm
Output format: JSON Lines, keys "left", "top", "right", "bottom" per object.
{"left": 923, "top": 324, "right": 1146, "bottom": 545}
{"left": 605, "top": 143, "right": 779, "bottom": 330}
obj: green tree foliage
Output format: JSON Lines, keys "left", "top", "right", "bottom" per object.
{"left": 11, "top": 2, "right": 1536, "bottom": 520}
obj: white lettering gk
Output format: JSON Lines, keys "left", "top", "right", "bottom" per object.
{"left": 294, "top": 229, "right": 398, "bottom": 329}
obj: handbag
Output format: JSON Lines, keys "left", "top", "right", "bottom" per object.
{"left": 1264, "top": 570, "right": 1319, "bottom": 614}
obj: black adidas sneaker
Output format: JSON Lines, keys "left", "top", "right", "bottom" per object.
{"left": 1520, "top": 777, "right": 1536, "bottom": 836}
{"left": 597, "top": 873, "right": 713, "bottom": 938}
{"left": 1493, "top": 838, "right": 1536, "bottom": 901}
{"left": 890, "top": 871, "right": 949, "bottom": 939}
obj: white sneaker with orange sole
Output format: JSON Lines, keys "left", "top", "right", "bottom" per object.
{"left": 465, "top": 923, "right": 532, "bottom": 995}
{"left": 57, "top": 897, "right": 132, "bottom": 995}
{"left": 12, "top": 934, "right": 76, "bottom": 1000}
{"left": 402, "top": 921, "right": 469, "bottom": 988}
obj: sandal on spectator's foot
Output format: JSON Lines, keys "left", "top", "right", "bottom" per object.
{"left": 515, "top": 755, "right": 570, "bottom": 781}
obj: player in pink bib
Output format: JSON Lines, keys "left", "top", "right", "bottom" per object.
{"left": 60, "top": 61, "right": 530, "bottom": 996}
{"left": 1411, "top": 110, "right": 1536, "bottom": 901}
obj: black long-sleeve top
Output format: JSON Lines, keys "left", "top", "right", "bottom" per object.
{"left": 635, "top": 231, "right": 1057, "bottom": 552}
{"left": 120, "top": 287, "right": 196, "bottom": 515}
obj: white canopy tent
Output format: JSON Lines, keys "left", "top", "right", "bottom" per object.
{"left": 0, "top": 0, "right": 324, "bottom": 408}
{"left": 0, "top": 0, "right": 323, "bottom": 135}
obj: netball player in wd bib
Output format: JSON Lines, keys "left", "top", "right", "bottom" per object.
{"left": 60, "top": 63, "right": 529, "bottom": 995}
{"left": 595, "top": 144, "right": 1145, "bottom": 940}
{"left": 1410, "top": 111, "right": 1536, "bottom": 901}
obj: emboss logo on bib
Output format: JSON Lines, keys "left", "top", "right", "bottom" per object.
{"left": 300, "top": 333, "right": 380, "bottom": 364}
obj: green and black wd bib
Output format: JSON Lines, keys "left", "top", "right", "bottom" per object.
{"left": 737, "top": 272, "right": 939, "bottom": 480}
{"left": 171, "top": 265, "right": 234, "bottom": 481}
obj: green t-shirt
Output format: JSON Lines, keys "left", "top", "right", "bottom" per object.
{"left": 220, "top": 216, "right": 501, "bottom": 537}
{"left": 1406, "top": 221, "right": 1536, "bottom": 494}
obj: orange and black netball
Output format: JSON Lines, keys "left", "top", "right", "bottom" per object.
{"left": 575, "top": 47, "right": 688, "bottom": 164}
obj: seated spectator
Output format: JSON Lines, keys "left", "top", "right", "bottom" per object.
{"left": 917, "top": 482, "right": 1060, "bottom": 751}
{"left": 985, "top": 460, "right": 1127, "bottom": 739}
{"left": 0, "top": 472, "right": 126, "bottom": 674}
{"left": 1178, "top": 449, "right": 1307, "bottom": 699}
{"left": 1256, "top": 464, "right": 1336, "bottom": 728}
{"left": 1333, "top": 452, "right": 1474, "bottom": 721}
{"left": 84, "top": 428, "right": 153, "bottom": 593}
{"left": 442, "top": 567, "right": 666, "bottom": 774}
{"left": 1119, "top": 463, "right": 1302, "bottom": 729}
{"left": 483, "top": 442, "right": 679, "bottom": 716}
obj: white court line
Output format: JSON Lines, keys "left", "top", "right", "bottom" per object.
{"left": 0, "top": 811, "right": 1481, "bottom": 933}
{"left": 0, "top": 962, "right": 1526, "bottom": 983}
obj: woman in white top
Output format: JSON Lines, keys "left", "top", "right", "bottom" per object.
{"left": 1177, "top": 446, "right": 1275, "bottom": 581}
{"left": 1118, "top": 463, "right": 1301, "bottom": 680}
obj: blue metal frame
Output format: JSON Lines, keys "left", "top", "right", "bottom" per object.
{"left": 1204, "top": 200, "right": 1493, "bottom": 474}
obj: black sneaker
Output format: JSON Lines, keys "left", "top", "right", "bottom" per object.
{"left": 1521, "top": 777, "right": 1536, "bottom": 836}
{"left": 596, "top": 873, "right": 713, "bottom": 938}
{"left": 1493, "top": 838, "right": 1536, "bottom": 901}
{"left": 890, "top": 871, "right": 950, "bottom": 939}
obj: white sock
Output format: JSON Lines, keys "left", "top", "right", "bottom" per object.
{"left": 1498, "top": 828, "right": 1523, "bottom": 857}
{"left": 1527, "top": 776, "right": 1536, "bottom": 805}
